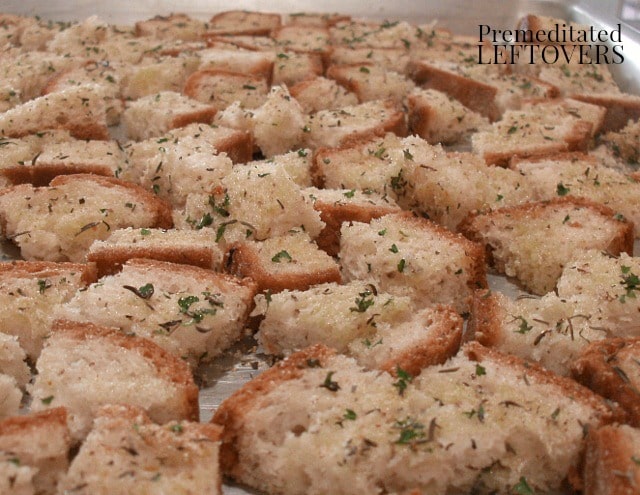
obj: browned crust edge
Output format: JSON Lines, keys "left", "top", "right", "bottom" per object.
{"left": 0, "top": 260, "right": 97, "bottom": 285}
{"left": 572, "top": 93, "right": 640, "bottom": 134}
{"left": 0, "top": 407, "right": 68, "bottom": 437}
{"left": 465, "top": 289, "right": 505, "bottom": 347}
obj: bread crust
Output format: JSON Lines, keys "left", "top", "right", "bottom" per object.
{"left": 211, "top": 344, "right": 336, "bottom": 477}
{"left": 583, "top": 424, "right": 640, "bottom": 495}
{"left": 465, "top": 289, "right": 505, "bottom": 347}
{"left": 0, "top": 407, "right": 68, "bottom": 437}
{"left": 0, "top": 260, "right": 97, "bottom": 285}
{"left": 571, "top": 337, "right": 640, "bottom": 427}
{"left": 572, "top": 93, "right": 640, "bottom": 133}
{"left": 48, "top": 174, "right": 174, "bottom": 229}
{"left": 50, "top": 319, "right": 200, "bottom": 422}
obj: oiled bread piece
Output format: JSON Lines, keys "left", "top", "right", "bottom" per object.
{"left": 87, "top": 227, "right": 225, "bottom": 276}
{"left": 571, "top": 337, "right": 640, "bottom": 428}
{"left": 289, "top": 76, "right": 358, "bottom": 114}
{"left": 58, "top": 259, "right": 257, "bottom": 365}
{"left": 326, "top": 63, "right": 416, "bottom": 104}
{"left": 0, "top": 174, "right": 173, "bottom": 262}
{"left": 340, "top": 212, "right": 487, "bottom": 314}
{"left": 206, "top": 10, "right": 281, "bottom": 36}
{"left": 225, "top": 231, "right": 341, "bottom": 293}
{"left": 0, "top": 408, "right": 71, "bottom": 495}
{"left": 255, "top": 280, "right": 462, "bottom": 376}
{"left": 0, "top": 261, "right": 96, "bottom": 359}
{"left": 512, "top": 153, "right": 640, "bottom": 237}
{"left": 0, "top": 333, "right": 29, "bottom": 388}
{"left": 582, "top": 424, "right": 640, "bottom": 495}
{"left": 29, "top": 320, "right": 199, "bottom": 440}
{"left": 212, "top": 343, "right": 614, "bottom": 495}
{"left": 134, "top": 13, "right": 208, "bottom": 41}
{"left": 59, "top": 404, "right": 223, "bottom": 495}
{"left": 459, "top": 197, "right": 634, "bottom": 295}
{"left": 599, "top": 118, "right": 640, "bottom": 167}
{"left": 0, "top": 84, "right": 109, "bottom": 141}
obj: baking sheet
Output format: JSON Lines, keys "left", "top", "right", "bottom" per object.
{"left": 1, "top": 1, "right": 639, "bottom": 494}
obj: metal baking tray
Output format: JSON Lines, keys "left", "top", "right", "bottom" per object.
{"left": 1, "top": 1, "right": 639, "bottom": 494}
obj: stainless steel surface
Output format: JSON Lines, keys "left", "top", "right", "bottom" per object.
{"left": 1, "top": 1, "right": 638, "bottom": 494}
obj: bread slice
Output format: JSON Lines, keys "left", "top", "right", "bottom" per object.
{"left": 329, "top": 19, "right": 427, "bottom": 49}
{"left": 164, "top": 122, "right": 253, "bottom": 164}
{"left": 87, "top": 227, "right": 225, "bottom": 276}
{"left": 179, "top": 161, "right": 323, "bottom": 244}
{"left": 571, "top": 337, "right": 640, "bottom": 427}
{"left": 206, "top": 10, "right": 281, "bottom": 36}
{"left": 326, "top": 63, "right": 416, "bottom": 104}
{"left": 212, "top": 342, "right": 613, "bottom": 495}
{"left": 0, "top": 84, "right": 109, "bottom": 141}
{"left": 339, "top": 212, "right": 487, "bottom": 314}
{"left": 272, "top": 24, "right": 330, "bottom": 60}
{"left": 122, "top": 91, "right": 218, "bottom": 141}
{"left": 123, "top": 134, "right": 233, "bottom": 207}
{"left": 249, "top": 148, "right": 314, "bottom": 187}
{"left": 460, "top": 197, "right": 633, "bottom": 294}
{"left": 1, "top": 139, "right": 125, "bottom": 186}
{"left": 134, "top": 13, "right": 207, "bottom": 41}
{"left": 582, "top": 424, "right": 640, "bottom": 495}
{"left": 0, "top": 408, "right": 71, "bottom": 495}
{"left": 407, "top": 87, "right": 490, "bottom": 145}
{"left": 0, "top": 260, "right": 96, "bottom": 359}
{"left": 0, "top": 375, "right": 21, "bottom": 419}
{"left": 58, "top": 258, "right": 257, "bottom": 365}
{"left": 0, "top": 174, "right": 173, "bottom": 262}
{"left": 183, "top": 69, "right": 270, "bottom": 110}
{"left": 59, "top": 404, "right": 222, "bottom": 495}
{"left": 271, "top": 51, "right": 324, "bottom": 87}
{"left": 29, "top": 319, "right": 199, "bottom": 440}
{"left": 471, "top": 98, "right": 606, "bottom": 166}
{"left": 0, "top": 333, "right": 29, "bottom": 389}
{"left": 407, "top": 149, "right": 533, "bottom": 231}
{"left": 572, "top": 93, "right": 640, "bottom": 133}
{"left": 121, "top": 54, "right": 200, "bottom": 100}
{"left": 303, "top": 99, "right": 407, "bottom": 150}
{"left": 197, "top": 48, "right": 274, "bottom": 80}
{"left": 255, "top": 280, "right": 461, "bottom": 375}
{"left": 304, "top": 186, "right": 402, "bottom": 255}
{"left": 289, "top": 76, "right": 359, "bottom": 114}
{"left": 512, "top": 153, "right": 640, "bottom": 237}
{"left": 225, "top": 231, "right": 341, "bottom": 293}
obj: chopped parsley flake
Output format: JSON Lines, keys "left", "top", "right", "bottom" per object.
{"left": 271, "top": 250, "right": 293, "bottom": 263}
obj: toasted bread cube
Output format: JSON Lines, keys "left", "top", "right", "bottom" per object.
{"left": 271, "top": 51, "right": 324, "bottom": 87}
{"left": 304, "top": 186, "right": 402, "bottom": 255}
{"left": 0, "top": 84, "right": 109, "bottom": 141}
{"left": 42, "top": 61, "right": 125, "bottom": 126}
{"left": 0, "top": 408, "right": 71, "bottom": 495}
{"left": 572, "top": 93, "right": 640, "bottom": 133}
{"left": 60, "top": 404, "right": 222, "bottom": 495}
{"left": 406, "top": 147, "right": 532, "bottom": 231}
{"left": 0, "top": 333, "right": 29, "bottom": 389}
{"left": 179, "top": 161, "right": 323, "bottom": 244}
{"left": 289, "top": 77, "right": 358, "bottom": 114}
{"left": 572, "top": 338, "right": 640, "bottom": 427}
{"left": 0, "top": 174, "right": 172, "bottom": 262}
{"left": 121, "top": 55, "right": 200, "bottom": 100}
{"left": 58, "top": 259, "right": 257, "bottom": 365}
{"left": 340, "top": 212, "right": 487, "bottom": 313}
{"left": 326, "top": 63, "right": 416, "bottom": 104}
{"left": 284, "top": 12, "right": 350, "bottom": 27}
{"left": 0, "top": 261, "right": 96, "bottom": 359}
{"left": 122, "top": 91, "right": 218, "bottom": 141}
{"left": 303, "top": 99, "right": 407, "bottom": 150}
{"left": 273, "top": 24, "right": 330, "bottom": 58}
{"left": 30, "top": 320, "right": 199, "bottom": 440}
{"left": 0, "top": 131, "right": 74, "bottom": 181}
{"left": 197, "top": 48, "right": 274, "bottom": 80}
{"left": 472, "top": 98, "right": 606, "bottom": 166}
{"left": 582, "top": 424, "right": 640, "bottom": 495}
{"left": 226, "top": 231, "right": 340, "bottom": 293}
{"left": 255, "top": 280, "right": 461, "bottom": 375}
{"left": 407, "top": 88, "right": 490, "bottom": 144}
{"left": 329, "top": 19, "right": 425, "bottom": 49}
{"left": 124, "top": 135, "right": 232, "bottom": 207}
{"left": 212, "top": 342, "right": 613, "bottom": 495}
{"left": 329, "top": 46, "right": 410, "bottom": 74}
{"left": 134, "top": 13, "right": 207, "bottom": 41}
{"left": 250, "top": 148, "right": 314, "bottom": 187}
{"left": 1, "top": 139, "right": 125, "bottom": 186}
{"left": 512, "top": 153, "right": 640, "bottom": 237}
{"left": 165, "top": 122, "right": 253, "bottom": 164}
{"left": 459, "top": 197, "right": 634, "bottom": 294}
{"left": 207, "top": 10, "right": 281, "bottom": 36}
{"left": 87, "top": 227, "right": 225, "bottom": 276}
{"left": 183, "top": 69, "right": 269, "bottom": 110}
